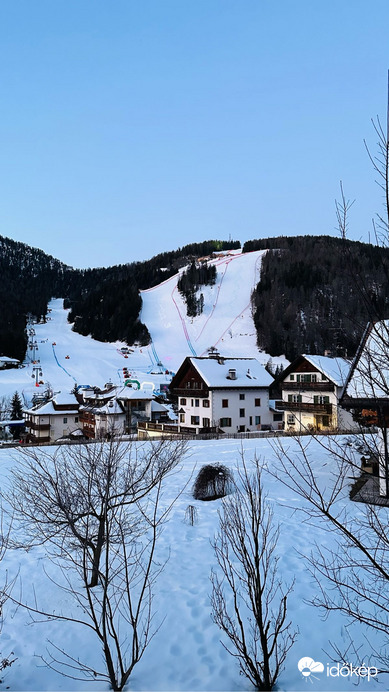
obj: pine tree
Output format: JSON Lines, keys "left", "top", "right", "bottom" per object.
{"left": 10, "top": 391, "right": 24, "bottom": 440}
{"left": 10, "top": 392, "right": 23, "bottom": 420}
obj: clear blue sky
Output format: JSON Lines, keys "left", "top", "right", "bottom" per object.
{"left": 1, "top": 0, "right": 388, "bottom": 268}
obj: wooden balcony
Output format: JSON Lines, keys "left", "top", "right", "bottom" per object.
{"left": 25, "top": 420, "right": 50, "bottom": 432}
{"left": 27, "top": 432, "right": 51, "bottom": 443}
{"left": 276, "top": 401, "right": 333, "bottom": 414}
{"left": 282, "top": 382, "right": 335, "bottom": 392}
{"left": 172, "top": 388, "right": 209, "bottom": 398}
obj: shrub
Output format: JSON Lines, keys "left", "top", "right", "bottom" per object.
{"left": 193, "top": 464, "right": 233, "bottom": 501}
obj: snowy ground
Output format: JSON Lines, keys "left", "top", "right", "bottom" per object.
{"left": 0, "top": 435, "right": 384, "bottom": 692}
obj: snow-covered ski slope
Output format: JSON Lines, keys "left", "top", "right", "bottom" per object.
{"left": 141, "top": 249, "right": 284, "bottom": 372}
{"left": 0, "top": 249, "right": 287, "bottom": 404}
{"left": 0, "top": 299, "right": 173, "bottom": 403}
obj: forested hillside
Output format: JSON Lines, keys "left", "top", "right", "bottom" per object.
{"left": 177, "top": 260, "right": 217, "bottom": 317}
{"left": 65, "top": 239, "right": 240, "bottom": 345}
{"left": 0, "top": 236, "right": 240, "bottom": 358}
{"left": 0, "top": 236, "right": 72, "bottom": 360}
{"left": 245, "top": 236, "right": 389, "bottom": 360}
{"left": 2, "top": 232, "right": 388, "bottom": 363}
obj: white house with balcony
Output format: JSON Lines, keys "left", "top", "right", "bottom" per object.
{"left": 24, "top": 391, "right": 81, "bottom": 443}
{"left": 170, "top": 355, "right": 275, "bottom": 433}
{"left": 275, "top": 354, "right": 357, "bottom": 432}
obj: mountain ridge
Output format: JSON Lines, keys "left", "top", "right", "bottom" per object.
{"left": 1, "top": 233, "right": 388, "bottom": 363}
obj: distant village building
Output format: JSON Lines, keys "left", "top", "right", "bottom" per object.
{"left": 24, "top": 392, "right": 81, "bottom": 443}
{"left": 169, "top": 355, "right": 274, "bottom": 434}
{"left": 0, "top": 356, "right": 20, "bottom": 369}
{"left": 78, "top": 383, "right": 169, "bottom": 437}
{"left": 275, "top": 354, "right": 357, "bottom": 432}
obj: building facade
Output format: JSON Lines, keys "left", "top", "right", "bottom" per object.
{"left": 276, "top": 354, "right": 356, "bottom": 432}
{"left": 170, "top": 356, "right": 274, "bottom": 433}
{"left": 24, "top": 393, "right": 81, "bottom": 443}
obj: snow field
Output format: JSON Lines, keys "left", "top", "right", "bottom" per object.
{"left": 0, "top": 436, "right": 383, "bottom": 692}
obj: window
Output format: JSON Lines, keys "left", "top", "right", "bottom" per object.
{"left": 239, "top": 393, "right": 245, "bottom": 400}
{"left": 239, "top": 408, "right": 245, "bottom": 418}
{"left": 191, "top": 416, "right": 200, "bottom": 425}
{"left": 249, "top": 416, "right": 252, "bottom": 425}
{"left": 222, "top": 399, "right": 229, "bottom": 408}
{"left": 75, "top": 416, "right": 79, "bottom": 423}
{"left": 255, "top": 416, "right": 261, "bottom": 425}
{"left": 298, "top": 374, "right": 313, "bottom": 384}
{"left": 180, "top": 398, "right": 186, "bottom": 405}
{"left": 290, "top": 374, "right": 295, "bottom": 381}
{"left": 202, "top": 417, "right": 210, "bottom": 427}
{"left": 195, "top": 399, "right": 199, "bottom": 407}
{"left": 179, "top": 413, "right": 185, "bottom": 423}
{"left": 220, "top": 417, "right": 232, "bottom": 427}
{"left": 288, "top": 394, "right": 302, "bottom": 403}
{"left": 202, "top": 399, "right": 210, "bottom": 408}
{"left": 287, "top": 414, "right": 295, "bottom": 425}
{"left": 273, "top": 413, "right": 283, "bottom": 422}
{"left": 63, "top": 417, "right": 67, "bottom": 424}
{"left": 255, "top": 398, "right": 261, "bottom": 407}
{"left": 314, "top": 395, "right": 330, "bottom": 405}
{"left": 321, "top": 374, "right": 328, "bottom": 381}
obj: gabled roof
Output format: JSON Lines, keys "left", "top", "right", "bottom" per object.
{"left": 178, "top": 356, "right": 273, "bottom": 389}
{"left": 342, "top": 321, "right": 389, "bottom": 400}
{"left": 0, "top": 356, "right": 19, "bottom": 364}
{"left": 277, "top": 354, "right": 351, "bottom": 387}
{"left": 24, "top": 392, "right": 79, "bottom": 416}
{"left": 302, "top": 355, "right": 351, "bottom": 387}
{"left": 116, "top": 387, "right": 154, "bottom": 401}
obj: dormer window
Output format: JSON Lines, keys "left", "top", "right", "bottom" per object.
{"left": 228, "top": 368, "right": 237, "bottom": 380}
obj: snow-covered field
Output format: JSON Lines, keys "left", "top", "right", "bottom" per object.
{"left": 0, "top": 435, "right": 384, "bottom": 692}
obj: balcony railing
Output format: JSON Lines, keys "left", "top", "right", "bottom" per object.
{"left": 282, "top": 382, "right": 335, "bottom": 392}
{"left": 25, "top": 420, "right": 50, "bottom": 431}
{"left": 276, "top": 401, "right": 333, "bottom": 414}
{"left": 172, "top": 388, "right": 209, "bottom": 398}
{"left": 28, "top": 433, "right": 51, "bottom": 443}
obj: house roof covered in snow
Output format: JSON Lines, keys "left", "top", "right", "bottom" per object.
{"left": 342, "top": 321, "right": 389, "bottom": 402}
{"left": 301, "top": 355, "right": 351, "bottom": 387}
{"left": 277, "top": 354, "right": 351, "bottom": 388}
{"left": 116, "top": 387, "right": 154, "bottom": 401}
{"left": 173, "top": 356, "right": 274, "bottom": 389}
{"left": 0, "top": 356, "right": 19, "bottom": 364}
{"left": 24, "top": 392, "right": 79, "bottom": 416}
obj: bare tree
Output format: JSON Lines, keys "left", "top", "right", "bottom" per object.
{"left": 269, "top": 434, "right": 389, "bottom": 670}
{"left": 9, "top": 437, "right": 187, "bottom": 690}
{"left": 10, "top": 437, "right": 187, "bottom": 587}
{"left": 0, "top": 505, "right": 16, "bottom": 677}
{"left": 210, "top": 454, "right": 296, "bottom": 690}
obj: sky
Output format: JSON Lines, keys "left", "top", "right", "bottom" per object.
{"left": 0, "top": 1, "right": 389, "bottom": 269}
